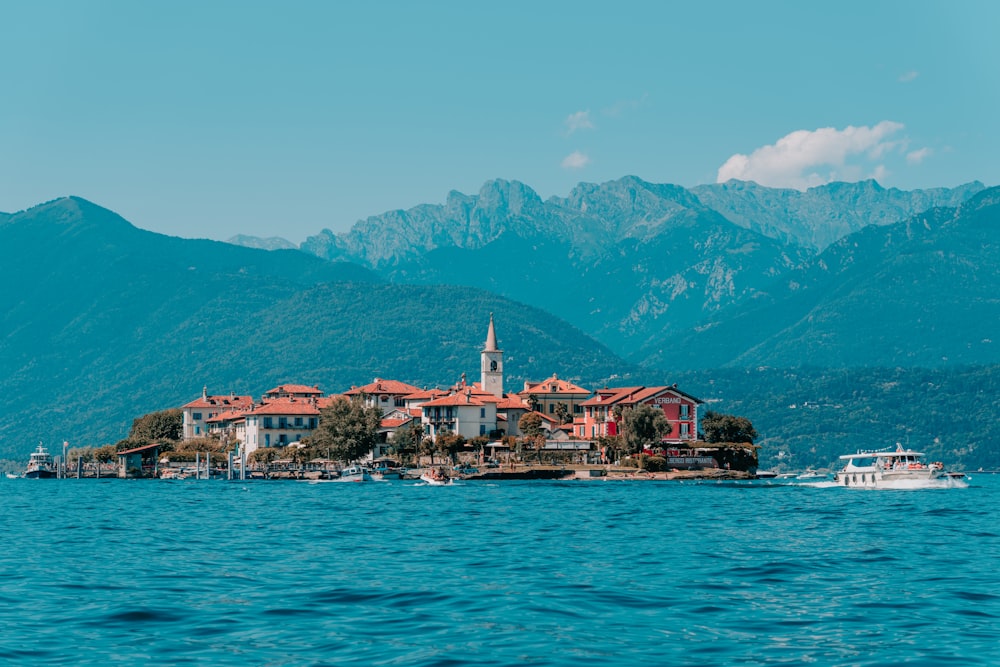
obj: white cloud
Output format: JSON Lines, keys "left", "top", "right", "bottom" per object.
{"left": 561, "top": 150, "right": 591, "bottom": 169}
{"left": 899, "top": 70, "right": 919, "bottom": 83}
{"left": 906, "top": 147, "right": 932, "bottom": 164}
{"left": 716, "top": 122, "right": 906, "bottom": 189}
{"left": 565, "top": 110, "right": 594, "bottom": 134}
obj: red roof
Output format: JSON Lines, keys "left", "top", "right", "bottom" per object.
{"left": 118, "top": 443, "right": 163, "bottom": 455}
{"left": 264, "top": 384, "right": 324, "bottom": 396}
{"left": 345, "top": 378, "right": 423, "bottom": 396}
{"left": 381, "top": 417, "right": 413, "bottom": 428}
{"left": 421, "top": 393, "right": 488, "bottom": 407}
{"left": 580, "top": 385, "right": 703, "bottom": 407}
{"left": 404, "top": 388, "right": 448, "bottom": 401}
{"left": 248, "top": 398, "right": 322, "bottom": 416}
{"left": 497, "top": 396, "right": 530, "bottom": 410}
{"left": 519, "top": 374, "right": 591, "bottom": 396}
{"left": 205, "top": 409, "right": 249, "bottom": 424}
{"left": 182, "top": 394, "right": 254, "bottom": 410}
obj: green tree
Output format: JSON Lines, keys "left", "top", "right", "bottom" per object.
{"left": 305, "top": 396, "right": 383, "bottom": 462}
{"left": 701, "top": 411, "right": 758, "bottom": 444}
{"left": 392, "top": 422, "right": 424, "bottom": 465}
{"left": 434, "top": 430, "right": 465, "bottom": 464}
{"left": 620, "top": 404, "right": 671, "bottom": 456}
{"left": 129, "top": 408, "right": 183, "bottom": 444}
{"left": 518, "top": 412, "right": 544, "bottom": 439}
{"left": 94, "top": 444, "right": 118, "bottom": 463}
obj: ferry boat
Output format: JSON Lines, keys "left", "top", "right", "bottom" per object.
{"left": 834, "top": 445, "right": 967, "bottom": 489}
{"left": 25, "top": 444, "right": 57, "bottom": 479}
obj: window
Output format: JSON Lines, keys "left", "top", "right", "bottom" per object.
{"left": 279, "top": 417, "right": 288, "bottom": 429}
{"left": 574, "top": 405, "right": 582, "bottom": 414}
{"left": 680, "top": 404, "right": 689, "bottom": 419}
{"left": 193, "top": 412, "right": 202, "bottom": 421}
{"left": 309, "top": 418, "right": 317, "bottom": 429}
{"left": 265, "top": 434, "right": 270, "bottom": 447}
{"left": 680, "top": 423, "right": 690, "bottom": 437}
{"left": 294, "top": 417, "right": 303, "bottom": 427}
{"left": 264, "top": 417, "right": 273, "bottom": 429}
{"left": 480, "top": 408, "right": 486, "bottom": 418}
{"left": 480, "top": 425, "right": 486, "bottom": 435}
{"left": 195, "top": 426, "right": 200, "bottom": 435}
{"left": 549, "top": 404, "right": 555, "bottom": 414}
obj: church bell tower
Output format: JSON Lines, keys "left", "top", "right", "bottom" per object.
{"left": 481, "top": 313, "right": 504, "bottom": 398}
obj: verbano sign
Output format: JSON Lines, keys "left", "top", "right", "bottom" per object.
{"left": 654, "top": 397, "right": 683, "bottom": 404}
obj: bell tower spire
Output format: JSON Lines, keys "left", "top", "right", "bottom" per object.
{"left": 481, "top": 313, "right": 503, "bottom": 398}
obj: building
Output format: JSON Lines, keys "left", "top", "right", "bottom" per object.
{"left": 345, "top": 378, "right": 423, "bottom": 412}
{"left": 243, "top": 396, "right": 333, "bottom": 456}
{"left": 575, "top": 385, "right": 703, "bottom": 443}
{"left": 420, "top": 388, "right": 498, "bottom": 440}
{"left": 262, "top": 384, "right": 325, "bottom": 401}
{"left": 181, "top": 388, "right": 254, "bottom": 440}
{"left": 518, "top": 374, "right": 591, "bottom": 422}
{"left": 481, "top": 313, "right": 504, "bottom": 398}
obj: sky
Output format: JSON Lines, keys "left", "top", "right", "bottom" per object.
{"left": 2, "top": 0, "right": 998, "bottom": 242}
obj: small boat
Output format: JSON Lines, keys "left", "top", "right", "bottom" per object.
{"left": 834, "top": 444, "right": 967, "bottom": 489}
{"left": 420, "top": 467, "right": 454, "bottom": 486}
{"left": 370, "top": 460, "right": 404, "bottom": 481}
{"left": 24, "top": 444, "right": 57, "bottom": 479}
{"left": 5, "top": 473, "right": 20, "bottom": 479}
{"left": 334, "top": 464, "right": 372, "bottom": 483}
{"left": 796, "top": 469, "right": 829, "bottom": 481}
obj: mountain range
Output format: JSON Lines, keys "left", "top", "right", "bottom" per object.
{"left": 3, "top": 178, "right": 998, "bottom": 470}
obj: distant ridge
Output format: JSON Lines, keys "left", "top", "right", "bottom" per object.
{"left": 227, "top": 234, "right": 297, "bottom": 251}
{"left": 0, "top": 196, "right": 630, "bottom": 458}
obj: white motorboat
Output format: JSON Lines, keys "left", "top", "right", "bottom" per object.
{"left": 834, "top": 445, "right": 967, "bottom": 489}
{"left": 420, "top": 467, "right": 454, "bottom": 486}
{"left": 25, "top": 444, "right": 57, "bottom": 479}
{"left": 335, "top": 464, "right": 372, "bottom": 483}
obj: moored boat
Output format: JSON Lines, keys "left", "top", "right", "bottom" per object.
{"left": 335, "top": 464, "right": 372, "bottom": 483}
{"left": 25, "top": 444, "right": 57, "bottom": 479}
{"left": 834, "top": 444, "right": 967, "bottom": 489}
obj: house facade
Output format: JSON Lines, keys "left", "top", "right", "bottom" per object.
{"left": 181, "top": 388, "right": 254, "bottom": 440}
{"left": 243, "top": 397, "right": 331, "bottom": 456}
{"left": 575, "top": 385, "right": 703, "bottom": 443}
{"left": 517, "top": 374, "right": 591, "bottom": 422}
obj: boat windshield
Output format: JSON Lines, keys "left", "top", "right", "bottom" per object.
{"left": 849, "top": 456, "right": 875, "bottom": 467}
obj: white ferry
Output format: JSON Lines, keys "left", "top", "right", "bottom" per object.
{"left": 25, "top": 444, "right": 57, "bottom": 479}
{"left": 834, "top": 445, "right": 967, "bottom": 489}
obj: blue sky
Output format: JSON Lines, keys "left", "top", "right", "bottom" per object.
{"left": 2, "top": 1, "right": 998, "bottom": 242}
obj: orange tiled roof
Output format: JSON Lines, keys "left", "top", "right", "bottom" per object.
{"left": 205, "top": 409, "right": 249, "bottom": 424}
{"left": 345, "top": 378, "right": 423, "bottom": 396}
{"left": 519, "top": 374, "right": 591, "bottom": 396}
{"left": 247, "top": 398, "right": 322, "bottom": 416}
{"left": 421, "top": 393, "right": 488, "bottom": 407}
{"left": 381, "top": 417, "right": 413, "bottom": 428}
{"left": 497, "top": 396, "right": 530, "bottom": 410}
{"left": 264, "top": 384, "right": 324, "bottom": 396}
{"left": 579, "top": 385, "right": 703, "bottom": 407}
{"left": 182, "top": 394, "right": 254, "bottom": 410}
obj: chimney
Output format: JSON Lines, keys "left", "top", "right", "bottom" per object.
{"left": 202, "top": 386, "right": 207, "bottom": 401}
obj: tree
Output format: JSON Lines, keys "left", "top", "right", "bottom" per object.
{"left": 434, "top": 430, "right": 465, "bottom": 464}
{"left": 306, "top": 396, "right": 382, "bottom": 462}
{"left": 518, "top": 412, "right": 544, "bottom": 439}
{"left": 526, "top": 394, "right": 540, "bottom": 413}
{"left": 554, "top": 402, "right": 570, "bottom": 424}
{"left": 701, "top": 411, "right": 758, "bottom": 444}
{"left": 129, "top": 408, "right": 183, "bottom": 444}
{"left": 94, "top": 445, "right": 118, "bottom": 464}
{"left": 620, "top": 404, "right": 671, "bottom": 456}
{"left": 392, "top": 422, "right": 424, "bottom": 465}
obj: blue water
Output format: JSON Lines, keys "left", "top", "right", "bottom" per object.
{"left": 1, "top": 476, "right": 997, "bottom": 666}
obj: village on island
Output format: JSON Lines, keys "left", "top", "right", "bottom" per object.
{"left": 26, "top": 315, "right": 759, "bottom": 482}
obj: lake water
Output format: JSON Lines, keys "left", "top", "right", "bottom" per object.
{"left": 1, "top": 475, "right": 998, "bottom": 666}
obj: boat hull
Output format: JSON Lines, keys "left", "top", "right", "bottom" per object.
{"left": 24, "top": 469, "right": 57, "bottom": 479}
